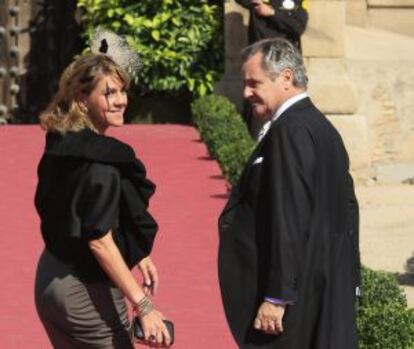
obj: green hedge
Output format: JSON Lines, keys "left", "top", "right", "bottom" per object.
{"left": 358, "top": 267, "right": 414, "bottom": 349}
{"left": 192, "top": 94, "right": 255, "bottom": 184}
{"left": 77, "top": 0, "right": 223, "bottom": 98}
{"left": 192, "top": 94, "right": 414, "bottom": 349}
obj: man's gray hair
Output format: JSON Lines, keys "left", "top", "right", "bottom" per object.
{"left": 242, "top": 38, "right": 308, "bottom": 88}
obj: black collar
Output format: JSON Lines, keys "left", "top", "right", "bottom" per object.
{"left": 44, "top": 127, "right": 156, "bottom": 198}
{"left": 45, "top": 128, "right": 136, "bottom": 164}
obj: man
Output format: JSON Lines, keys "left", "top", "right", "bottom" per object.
{"left": 235, "top": 0, "right": 308, "bottom": 49}
{"left": 235, "top": 0, "right": 308, "bottom": 137}
{"left": 218, "top": 38, "right": 360, "bottom": 348}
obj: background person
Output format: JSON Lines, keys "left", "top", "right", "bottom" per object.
{"left": 218, "top": 38, "right": 360, "bottom": 348}
{"left": 34, "top": 52, "right": 171, "bottom": 348}
{"left": 235, "top": 0, "right": 308, "bottom": 49}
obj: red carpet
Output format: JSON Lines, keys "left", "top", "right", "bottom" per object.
{"left": 0, "top": 125, "right": 236, "bottom": 348}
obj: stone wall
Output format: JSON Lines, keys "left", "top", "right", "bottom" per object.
{"left": 345, "top": 25, "right": 414, "bottom": 175}
{"left": 347, "top": 0, "right": 414, "bottom": 37}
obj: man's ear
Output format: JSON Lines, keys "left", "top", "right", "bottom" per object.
{"left": 281, "top": 69, "right": 293, "bottom": 83}
{"left": 281, "top": 69, "right": 294, "bottom": 89}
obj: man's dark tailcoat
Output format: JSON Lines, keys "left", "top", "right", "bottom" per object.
{"left": 218, "top": 98, "right": 360, "bottom": 349}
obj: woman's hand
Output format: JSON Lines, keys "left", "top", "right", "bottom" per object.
{"left": 138, "top": 256, "right": 159, "bottom": 296}
{"left": 89, "top": 234, "right": 169, "bottom": 345}
{"left": 138, "top": 308, "right": 171, "bottom": 347}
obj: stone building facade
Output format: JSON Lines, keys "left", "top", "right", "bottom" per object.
{"left": 217, "top": 0, "right": 414, "bottom": 183}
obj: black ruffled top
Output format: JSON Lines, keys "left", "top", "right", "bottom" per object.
{"left": 35, "top": 128, "right": 158, "bottom": 281}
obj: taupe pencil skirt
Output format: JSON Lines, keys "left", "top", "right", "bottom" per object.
{"left": 34, "top": 249, "right": 134, "bottom": 349}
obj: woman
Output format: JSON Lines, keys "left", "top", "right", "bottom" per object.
{"left": 34, "top": 53, "right": 171, "bottom": 348}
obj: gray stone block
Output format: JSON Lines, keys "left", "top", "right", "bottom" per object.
{"left": 302, "top": 1, "right": 346, "bottom": 58}
{"left": 375, "top": 163, "right": 414, "bottom": 184}
{"left": 368, "top": 8, "right": 414, "bottom": 37}
{"left": 327, "top": 114, "right": 371, "bottom": 170}
{"left": 346, "top": 0, "right": 368, "bottom": 27}
{"left": 306, "top": 58, "right": 358, "bottom": 114}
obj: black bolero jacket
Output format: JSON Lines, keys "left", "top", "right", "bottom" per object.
{"left": 35, "top": 128, "right": 158, "bottom": 281}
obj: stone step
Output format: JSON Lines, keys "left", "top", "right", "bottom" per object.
{"left": 375, "top": 163, "right": 414, "bottom": 184}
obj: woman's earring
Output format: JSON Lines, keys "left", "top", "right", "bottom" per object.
{"left": 79, "top": 103, "right": 88, "bottom": 114}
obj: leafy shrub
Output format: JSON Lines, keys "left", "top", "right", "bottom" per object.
{"left": 216, "top": 139, "right": 255, "bottom": 185}
{"left": 358, "top": 267, "right": 414, "bottom": 349}
{"left": 77, "top": 0, "right": 223, "bottom": 97}
{"left": 192, "top": 94, "right": 255, "bottom": 184}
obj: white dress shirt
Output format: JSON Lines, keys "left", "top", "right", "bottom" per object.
{"left": 257, "top": 92, "right": 308, "bottom": 142}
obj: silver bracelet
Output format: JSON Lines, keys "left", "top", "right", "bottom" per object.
{"left": 133, "top": 296, "right": 154, "bottom": 318}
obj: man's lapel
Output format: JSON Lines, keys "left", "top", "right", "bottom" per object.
{"left": 220, "top": 97, "right": 312, "bottom": 218}
{"left": 220, "top": 140, "right": 267, "bottom": 217}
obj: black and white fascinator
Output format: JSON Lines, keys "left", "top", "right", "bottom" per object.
{"left": 90, "top": 28, "right": 141, "bottom": 73}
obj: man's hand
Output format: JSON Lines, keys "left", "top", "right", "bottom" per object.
{"left": 254, "top": 301, "right": 286, "bottom": 335}
{"left": 138, "top": 256, "right": 159, "bottom": 296}
{"left": 251, "top": 0, "right": 276, "bottom": 17}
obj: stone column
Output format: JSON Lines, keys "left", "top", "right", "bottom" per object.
{"left": 214, "top": 0, "right": 248, "bottom": 111}
{"left": 302, "top": 0, "right": 370, "bottom": 176}
{"left": 0, "top": 0, "right": 13, "bottom": 122}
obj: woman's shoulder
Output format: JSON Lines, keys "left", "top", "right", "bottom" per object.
{"left": 79, "top": 129, "right": 136, "bottom": 164}
{"left": 45, "top": 128, "right": 136, "bottom": 165}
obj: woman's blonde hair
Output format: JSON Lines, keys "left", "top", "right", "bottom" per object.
{"left": 39, "top": 53, "right": 130, "bottom": 134}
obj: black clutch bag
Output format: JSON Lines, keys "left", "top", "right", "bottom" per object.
{"left": 132, "top": 317, "right": 175, "bottom": 345}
